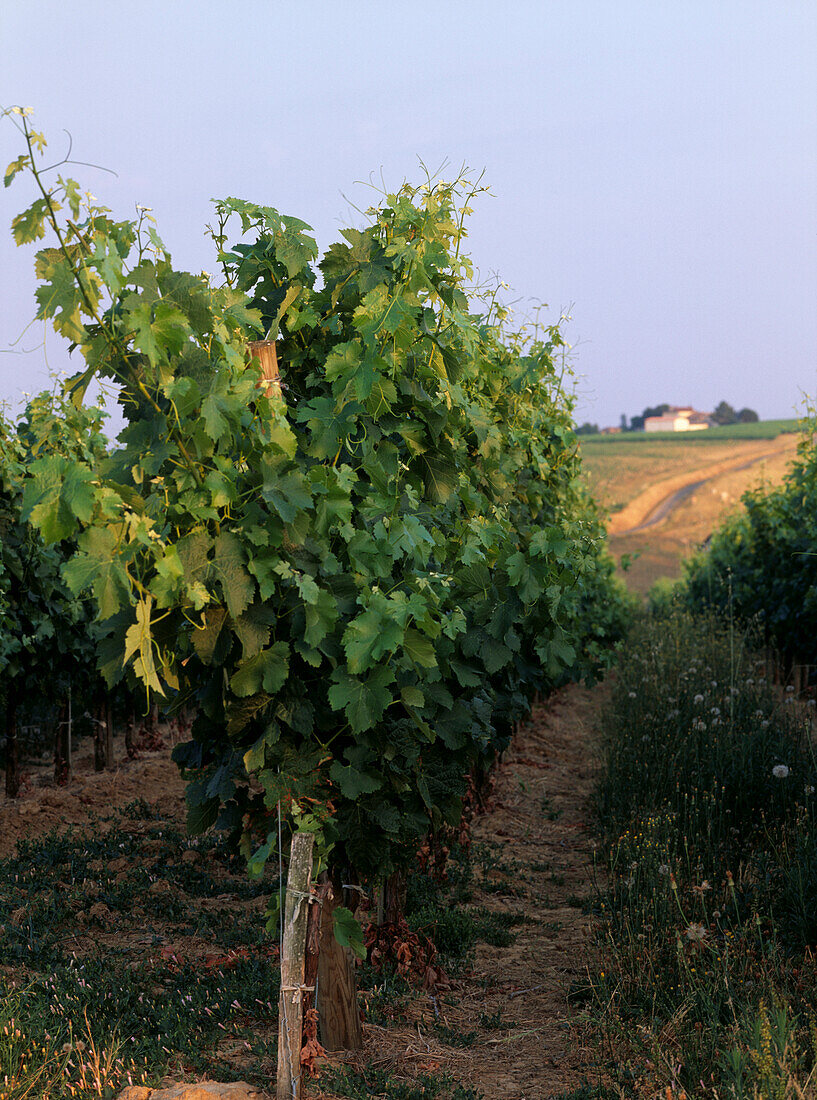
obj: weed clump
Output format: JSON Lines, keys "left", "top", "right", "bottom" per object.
{"left": 589, "top": 611, "right": 817, "bottom": 1097}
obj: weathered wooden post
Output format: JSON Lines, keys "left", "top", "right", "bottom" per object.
{"left": 94, "top": 698, "right": 107, "bottom": 772}
{"left": 4, "top": 691, "right": 19, "bottom": 798}
{"left": 317, "top": 884, "right": 364, "bottom": 1051}
{"left": 247, "top": 339, "right": 281, "bottom": 396}
{"left": 277, "top": 831, "right": 314, "bottom": 1100}
{"left": 104, "top": 696, "right": 114, "bottom": 769}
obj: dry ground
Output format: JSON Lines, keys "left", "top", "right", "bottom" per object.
{"left": 0, "top": 732, "right": 187, "bottom": 859}
{"left": 580, "top": 433, "right": 797, "bottom": 517}
{"left": 581, "top": 433, "right": 799, "bottom": 597}
{"left": 1, "top": 685, "right": 609, "bottom": 1100}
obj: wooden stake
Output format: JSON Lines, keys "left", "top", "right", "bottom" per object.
{"left": 248, "top": 340, "right": 281, "bottom": 398}
{"left": 4, "top": 694, "right": 19, "bottom": 799}
{"left": 66, "top": 681, "right": 73, "bottom": 780}
{"left": 94, "top": 699, "right": 106, "bottom": 772}
{"left": 54, "top": 701, "right": 68, "bottom": 784}
{"left": 277, "top": 831, "right": 314, "bottom": 1100}
{"left": 104, "top": 696, "right": 114, "bottom": 769}
{"left": 303, "top": 878, "right": 331, "bottom": 1019}
{"left": 317, "top": 885, "right": 363, "bottom": 1051}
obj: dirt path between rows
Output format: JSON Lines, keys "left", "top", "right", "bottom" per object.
{"left": 315, "top": 680, "right": 609, "bottom": 1100}
{"left": 1, "top": 683, "right": 608, "bottom": 1100}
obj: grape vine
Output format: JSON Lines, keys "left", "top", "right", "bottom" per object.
{"left": 4, "top": 107, "right": 629, "bottom": 919}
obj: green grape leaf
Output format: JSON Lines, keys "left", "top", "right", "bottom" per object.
{"left": 214, "top": 531, "right": 254, "bottom": 618}
{"left": 187, "top": 796, "right": 220, "bottom": 836}
{"left": 303, "top": 589, "right": 339, "bottom": 647}
{"left": 342, "top": 608, "right": 403, "bottom": 674}
{"left": 22, "top": 455, "right": 96, "bottom": 542}
{"left": 329, "top": 761, "right": 382, "bottom": 799}
{"left": 328, "top": 666, "right": 395, "bottom": 732}
{"left": 192, "top": 607, "right": 229, "bottom": 664}
{"left": 234, "top": 602, "right": 275, "bottom": 659}
{"left": 400, "top": 685, "right": 425, "bottom": 709}
{"left": 4, "top": 155, "right": 29, "bottom": 188}
{"left": 403, "top": 629, "right": 437, "bottom": 669}
{"left": 123, "top": 595, "right": 164, "bottom": 695}
{"left": 230, "top": 641, "right": 290, "bottom": 697}
{"left": 332, "top": 906, "right": 366, "bottom": 960}
{"left": 12, "top": 197, "right": 52, "bottom": 244}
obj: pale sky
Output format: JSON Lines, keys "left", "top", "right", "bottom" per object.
{"left": 1, "top": 0, "right": 815, "bottom": 432}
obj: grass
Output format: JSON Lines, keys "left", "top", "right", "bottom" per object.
{"left": 0, "top": 804, "right": 279, "bottom": 1096}
{"left": 0, "top": 799, "right": 515, "bottom": 1096}
{"left": 586, "top": 610, "right": 817, "bottom": 1097}
{"left": 323, "top": 1065, "right": 482, "bottom": 1099}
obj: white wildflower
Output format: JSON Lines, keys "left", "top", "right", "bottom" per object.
{"left": 658, "top": 864, "right": 670, "bottom": 876}
{"left": 805, "top": 785, "right": 815, "bottom": 796}
{"left": 694, "top": 694, "right": 704, "bottom": 704}
{"left": 685, "top": 923, "right": 708, "bottom": 942}
{"left": 772, "top": 764, "right": 790, "bottom": 779}
{"left": 710, "top": 707, "right": 721, "bottom": 716}
{"left": 628, "top": 691, "right": 637, "bottom": 699}
{"left": 786, "top": 685, "right": 795, "bottom": 694}
{"left": 761, "top": 720, "right": 770, "bottom": 729}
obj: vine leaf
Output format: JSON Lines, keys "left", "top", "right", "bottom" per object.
{"left": 123, "top": 594, "right": 165, "bottom": 695}
{"left": 328, "top": 666, "right": 395, "bottom": 732}
{"left": 214, "top": 531, "right": 254, "bottom": 619}
{"left": 11, "top": 197, "right": 52, "bottom": 244}
{"left": 333, "top": 906, "right": 366, "bottom": 960}
{"left": 22, "top": 455, "right": 96, "bottom": 542}
{"left": 329, "top": 761, "right": 382, "bottom": 799}
{"left": 342, "top": 608, "right": 403, "bottom": 673}
{"left": 192, "top": 607, "right": 229, "bottom": 665}
{"left": 230, "top": 641, "right": 290, "bottom": 697}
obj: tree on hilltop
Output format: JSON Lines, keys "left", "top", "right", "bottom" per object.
{"left": 713, "top": 401, "right": 737, "bottom": 425}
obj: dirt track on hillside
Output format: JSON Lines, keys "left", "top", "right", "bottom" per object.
{"left": 607, "top": 443, "right": 787, "bottom": 535}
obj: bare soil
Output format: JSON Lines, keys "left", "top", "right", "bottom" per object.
{"left": 596, "top": 435, "right": 799, "bottom": 597}
{"left": 0, "top": 733, "right": 186, "bottom": 859}
{"left": 2, "top": 685, "right": 608, "bottom": 1100}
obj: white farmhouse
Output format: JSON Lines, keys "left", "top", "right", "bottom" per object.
{"left": 643, "top": 406, "right": 713, "bottom": 432}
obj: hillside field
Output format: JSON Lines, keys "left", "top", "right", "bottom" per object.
{"left": 580, "top": 418, "right": 800, "bottom": 443}
{"left": 580, "top": 426, "right": 801, "bottom": 596}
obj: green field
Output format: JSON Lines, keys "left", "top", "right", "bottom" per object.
{"left": 579, "top": 418, "right": 801, "bottom": 444}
